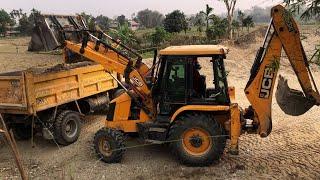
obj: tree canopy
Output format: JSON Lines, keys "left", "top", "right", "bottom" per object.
{"left": 95, "top": 15, "right": 110, "bottom": 30}
{"left": 0, "top": 9, "right": 14, "bottom": 35}
{"left": 117, "top": 15, "right": 127, "bottom": 26}
{"left": 163, "top": 10, "right": 188, "bottom": 33}
{"left": 284, "top": 0, "right": 320, "bottom": 19}
{"left": 136, "top": 9, "right": 164, "bottom": 28}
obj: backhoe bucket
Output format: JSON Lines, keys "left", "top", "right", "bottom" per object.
{"left": 275, "top": 75, "right": 315, "bottom": 116}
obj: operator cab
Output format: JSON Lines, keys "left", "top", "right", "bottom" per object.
{"left": 152, "top": 45, "right": 231, "bottom": 115}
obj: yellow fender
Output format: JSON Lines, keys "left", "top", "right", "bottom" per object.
{"left": 170, "top": 105, "right": 230, "bottom": 123}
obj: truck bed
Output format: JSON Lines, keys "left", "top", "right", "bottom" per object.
{"left": 0, "top": 62, "right": 117, "bottom": 114}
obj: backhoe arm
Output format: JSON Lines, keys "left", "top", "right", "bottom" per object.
{"left": 244, "top": 5, "right": 320, "bottom": 137}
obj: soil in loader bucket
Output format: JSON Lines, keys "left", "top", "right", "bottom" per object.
{"left": 275, "top": 75, "right": 315, "bottom": 116}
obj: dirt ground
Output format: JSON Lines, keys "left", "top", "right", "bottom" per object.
{"left": 0, "top": 26, "right": 320, "bottom": 179}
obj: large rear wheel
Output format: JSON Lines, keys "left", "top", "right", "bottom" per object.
{"left": 168, "top": 113, "right": 226, "bottom": 166}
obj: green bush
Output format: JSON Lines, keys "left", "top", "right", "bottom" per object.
{"left": 150, "top": 27, "right": 170, "bottom": 46}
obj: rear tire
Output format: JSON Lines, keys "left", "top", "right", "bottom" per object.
{"left": 168, "top": 113, "right": 226, "bottom": 166}
{"left": 93, "top": 128, "right": 125, "bottom": 163}
{"left": 54, "top": 110, "right": 81, "bottom": 146}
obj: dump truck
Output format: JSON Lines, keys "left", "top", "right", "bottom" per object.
{"left": 0, "top": 62, "right": 118, "bottom": 145}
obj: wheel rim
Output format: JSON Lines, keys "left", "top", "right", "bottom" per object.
{"left": 65, "top": 118, "right": 78, "bottom": 138}
{"left": 182, "top": 128, "right": 212, "bottom": 156}
{"left": 98, "top": 137, "right": 112, "bottom": 157}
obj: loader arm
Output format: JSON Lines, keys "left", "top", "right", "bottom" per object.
{"left": 64, "top": 32, "right": 155, "bottom": 117}
{"left": 244, "top": 5, "right": 320, "bottom": 137}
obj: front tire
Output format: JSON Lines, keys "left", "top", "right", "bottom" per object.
{"left": 93, "top": 128, "right": 125, "bottom": 163}
{"left": 168, "top": 113, "right": 226, "bottom": 166}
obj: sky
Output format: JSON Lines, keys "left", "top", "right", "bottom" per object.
{"left": 2, "top": 0, "right": 283, "bottom": 18}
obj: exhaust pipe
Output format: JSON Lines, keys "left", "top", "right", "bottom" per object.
{"left": 275, "top": 75, "right": 315, "bottom": 116}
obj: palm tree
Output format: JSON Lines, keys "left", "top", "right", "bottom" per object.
{"left": 200, "top": 4, "right": 215, "bottom": 33}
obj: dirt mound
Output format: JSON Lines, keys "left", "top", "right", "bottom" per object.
{"left": 28, "top": 61, "right": 94, "bottom": 74}
{"left": 234, "top": 26, "right": 268, "bottom": 46}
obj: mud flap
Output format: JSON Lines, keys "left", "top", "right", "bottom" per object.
{"left": 276, "top": 75, "right": 315, "bottom": 116}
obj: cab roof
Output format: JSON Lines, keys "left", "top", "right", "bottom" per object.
{"left": 159, "top": 45, "right": 229, "bottom": 56}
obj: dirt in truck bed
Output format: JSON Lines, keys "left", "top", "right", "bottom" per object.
{"left": 28, "top": 61, "right": 95, "bottom": 74}
{"left": 0, "top": 26, "right": 320, "bottom": 179}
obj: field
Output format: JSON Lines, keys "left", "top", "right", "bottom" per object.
{"left": 0, "top": 25, "right": 320, "bottom": 179}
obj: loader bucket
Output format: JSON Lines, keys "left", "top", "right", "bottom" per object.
{"left": 28, "top": 14, "right": 86, "bottom": 52}
{"left": 275, "top": 75, "right": 315, "bottom": 116}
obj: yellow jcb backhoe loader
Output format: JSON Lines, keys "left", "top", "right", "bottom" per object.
{"left": 56, "top": 5, "right": 319, "bottom": 166}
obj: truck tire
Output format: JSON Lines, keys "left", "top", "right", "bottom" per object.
{"left": 168, "top": 113, "right": 226, "bottom": 166}
{"left": 93, "top": 128, "right": 125, "bottom": 163}
{"left": 12, "top": 124, "right": 32, "bottom": 140}
{"left": 54, "top": 110, "right": 81, "bottom": 146}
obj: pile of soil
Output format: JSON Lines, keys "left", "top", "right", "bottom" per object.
{"left": 234, "top": 26, "right": 268, "bottom": 46}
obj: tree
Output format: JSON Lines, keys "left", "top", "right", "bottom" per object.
{"left": 284, "top": 0, "right": 320, "bottom": 19}
{"left": 163, "top": 10, "right": 188, "bottom": 33}
{"left": 0, "top": 9, "right": 14, "bottom": 36}
{"left": 217, "top": 0, "right": 237, "bottom": 39}
{"left": 237, "top": 10, "right": 245, "bottom": 31}
{"left": 231, "top": 20, "right": 240, "bottom": 38}
{"left": 117, "top": 15, "right": 127, "bottom": 26}
{"left": 206, "top": 16, "right": 228, "bottom": 40}
{"left": 10, "top": 9, "right": 23, "bottom": 21}
{"left": 200, "top": 4, "right": 215, "bottom": 33}
{"left": 150, "top": 27, "right": 169, "bottom": 46}
{"left": 113, "top": 24, "right": 137, "bottom": 46}
{"left": 242, "top": 16, "right": 254, "bottom": 33}
{"left": 194, "top": 13, "right": 206, "bottom": 33}
{"left": 95, "top": 15, "right": 110, "bottom": 30}
{"left": 18, "top": 8, "right": 40, "bottom": 35}
{"left": 136, "top": 9, "right": 164, "bottom": 28}
{"left": 18, "top": 14, "right": 32, "bottom": 35}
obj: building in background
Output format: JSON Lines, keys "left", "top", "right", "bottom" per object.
{"left": 128, "top": 20, "right": 140, "bottom": 31}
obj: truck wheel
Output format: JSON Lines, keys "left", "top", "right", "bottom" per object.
{"left": 93, "top": 128, "right": 125, "bottom": 163}
{"left": 168, "top": 113, "right": 226, "bottom": 166}
{"left": 12, "top": 124, "right": 32, "bottom": 140}
{"left": 54, "top": 110, "right": 81, "bottom": 146}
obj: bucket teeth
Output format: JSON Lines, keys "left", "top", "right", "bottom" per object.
{"left": 275, "top": 75, "right": 315, "bottom": 116}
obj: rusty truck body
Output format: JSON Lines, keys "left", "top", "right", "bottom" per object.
{"left": 0, "top": 62, "right": 118, "bottom": 145}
